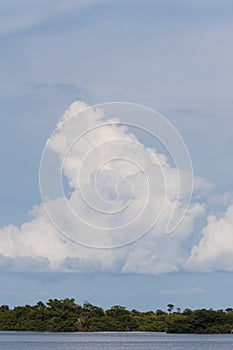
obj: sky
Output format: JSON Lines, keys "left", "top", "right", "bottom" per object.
{"left": 0, "top": 0, "right": 233, "bottom": 311}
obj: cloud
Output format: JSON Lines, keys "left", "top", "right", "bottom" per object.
{"left": 1, "top": 0, "right": 231, "bottom": 37}
{"left": 0, "top": 0, "right": 112, "bottom": 36}
{"left": 0, "top": 100, "right": 231, "bottom": 274}
{"left": 185, "top": 204, "right": 233, "bottom": 272}
{"left": 0, "top": 254, "right": 50, "bottom": 272}
{"left": 31, "top": 82, "right": 89, "bottom": 99}
{"left": 163, "top": 0, "right": 232, "bottom": 3}
{"left": 160, "top": 288, "right": 204, "bottom": 295}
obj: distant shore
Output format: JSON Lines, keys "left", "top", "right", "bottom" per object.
{"left": 0, "top": 299, "right": 233, "bottom": 334}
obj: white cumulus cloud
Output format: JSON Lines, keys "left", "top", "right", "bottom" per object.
{"left": 185, "top": 204, "right": 233, "bottom": 272}
{"left": 0, "top": 100, "right": 230, "bottom": 274}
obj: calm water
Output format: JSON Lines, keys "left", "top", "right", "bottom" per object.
{"left": 0, "top": 332, "right": 233, "bottom": 350}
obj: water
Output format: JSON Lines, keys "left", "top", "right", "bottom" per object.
{"left": 0, "top": 332, "right": 233, "bottom": 350}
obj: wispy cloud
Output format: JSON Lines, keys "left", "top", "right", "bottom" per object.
{"left": 160, "top": 288, "right": 204, "bottom": 295}
{"left": 0, "top": 0, "right": 116, "bottom": 37}
{"left": 30, "top": 82, "right": 89, "bottom": 99}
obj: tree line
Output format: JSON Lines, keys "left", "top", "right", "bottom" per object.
{"left": 0, "top": 299, "right": 233, "bottom": 333}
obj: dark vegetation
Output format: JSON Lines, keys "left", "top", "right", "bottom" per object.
{"left": 0, "top": 299, "right": 233, "bottom": 333}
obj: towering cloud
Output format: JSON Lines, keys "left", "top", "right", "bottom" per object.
{"left": 0, "top": 101, "right": 231, "bottom": 274}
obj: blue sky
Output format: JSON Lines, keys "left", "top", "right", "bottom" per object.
{"left": 0, "top": 0, "right": 233, "bottom": 310}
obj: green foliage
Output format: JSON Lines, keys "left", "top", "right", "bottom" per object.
{"left": 0, "top": 299, "right": 232, "bottom": 333}
{"left": 167, "top": 304, "right": 174, "bottom": 313}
